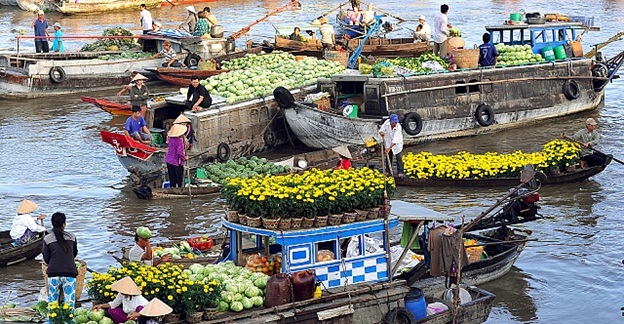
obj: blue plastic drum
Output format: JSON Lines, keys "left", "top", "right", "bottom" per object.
{"left": 405, "top": 287, "right": 427, "bottom": 320}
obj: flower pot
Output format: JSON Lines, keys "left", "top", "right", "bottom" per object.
{"left": 342, "top": 212, "right": 357, "bottom": 224}
{"left": 314, "top": 215, "right": 328, "bottom": 227}
{"left": 226, "top": 209, "right": 239, "bottom": 223}
{"left": 163, "top": 313, "right": 181, "bottom": 323}
{"left": 262, "top": 217, "right": 280, "bottom": 230}
{"left": 203, "top": 307, "right": 219, "bottom": 320}
{"left": 328, "top": 214, "right": 342, "bottom": 226}
{"left": 279, "top": 218, "right": 292, "bottom": 230}
{"left": 301, "top": 217, "right": 315, "bottom": 228}
{"left": 246, "top": 215, "right": 262, "bottom": 228}
{"left": 291, "top": 217, "right": 303, "bottom": 229}
{"left": 186, "top": 311, "right": 203, "bottom": 323}
{"left": 238, "top": 214, "right": 248, "bottom": 226}
{"left": 354, "top": 209, "right": 368, "bottom": 221}
{"left": 367, "top": 207, "right": 380, "bottom": 219}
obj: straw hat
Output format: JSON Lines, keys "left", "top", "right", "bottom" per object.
{"left": 185, "top": 6, "right": 196, "bottom": 14}
{"left": 17, "top": 199, "right": 38, "bottom": 215}
{"left": 448, "top": 37, "right": 465, "bottom": 49}
{"left": 586, "top": 117, "right": 597, "bottom": 126}
{"left": 311, "top": 19, "right": 321, "bottom": 26}
{"left": 320, "top": 17, "right": 328, "bottom": 24}
{"left": 332, "top": 146, "right": 352, "bottom": 159}
{"left": 131, "top": 73, "right": 148, "bottom": 82}
{"left": 168, "top": 124, "right": 187, "bottom": 137}
{"left": 110, "top": 277, "right": 142, "bottom": 296}
{"left": 174, "top": 114, "right": 191, "bottom": 124}
{"left": 140, "top": 298, "right": 173, "bottom": 317}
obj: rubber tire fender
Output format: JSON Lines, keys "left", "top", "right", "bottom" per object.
{"left": 184, "top": 53, "right": 202, "bottom": 67}
{"left": 475, "top": 104, "right": 495, "bottom": 127}
{"left": 563, "top": 79, "right": 580, "bottom": 100}
{"left": 273, "top": 86, "right": 295, "bottom": 109}
{"left": 263, "top": 128, "right": 277, "bottom": 147}
{"left": 383, "top": 307, "right": 416, "bottom": 324}
{"left": 49, "top": 66, "right": 66, "bottom": 84}
{"left": 216, "top": 142, "right": 231, "bottom": 162}
{"left": 402, "top": 112, "right": 423, "bottom": 136}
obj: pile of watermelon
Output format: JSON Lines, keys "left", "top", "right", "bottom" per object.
{"left": 202, "top": 156, "right": 290, "bottom": 185}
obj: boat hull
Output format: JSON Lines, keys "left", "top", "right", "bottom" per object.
{"left": 274, "top": 36, "right": 431, "bottom": 58}
{"left": 0, "top": 231, "right": 44, "bottom": 267}
{"left": 53, "top": 0, "right": 160, "bottom": 14}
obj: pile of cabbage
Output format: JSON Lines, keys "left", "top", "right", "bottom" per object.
{"left": 185, "top": 261, "right": 270, "bottom": 313}
{"left": 202, "top": 51, "right": 345, "bottom": 104}
{"left": 74, "top": 308, "right": 122, "bottom": 324}
{"left": 495, "top": 44, "right": 545, "bottom": 66}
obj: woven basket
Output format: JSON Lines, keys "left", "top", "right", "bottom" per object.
{"left": 453, "top": 48, "right": 479, "bottom": 69}
{"left": 42, "top": 259, "right": 87, "bottom": 300}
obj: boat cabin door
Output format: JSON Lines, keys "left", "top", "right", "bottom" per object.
{"left": 364, "top": 84, "right": 383, "bottom": 115}
{"left": 319, "top": 81, "right": 336, "bottom": 108}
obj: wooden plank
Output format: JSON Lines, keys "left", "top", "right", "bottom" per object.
{"left": 317, "top": 305, "right": 354, "bottom": 320}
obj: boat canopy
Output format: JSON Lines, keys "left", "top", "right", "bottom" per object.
{"left": 484, "top": 22, "right": 586, "bottom": 54}
{"left": 389, "top": 200, "right": 454, "bottom": 222}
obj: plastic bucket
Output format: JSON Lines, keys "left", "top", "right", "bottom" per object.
{"left": 510, "top": 13, "right": 523, "bottom": 21}
{"left": 553, "top": 45, "right": 567, "bottom": 59}
{"left": 541, "top": 46, "right": 555, "bottom": 61}
{"left": 405, "top": 287, "right": 427, "bottom": 320}
{"left": 342, "top": 104, "right": 358, "bottom": 118}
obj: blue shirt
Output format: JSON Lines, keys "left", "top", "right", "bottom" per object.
{"left": 34, "top": 19, "right": 48, "bottom": 38}
{"left": 52, "top": 30, "right": 64, "bottom": 52}
{"left": 125, "top": 116, "right": 147, "bottom": 135}
{"left": 478, "top": 43, "right": 499, "bottom": 67}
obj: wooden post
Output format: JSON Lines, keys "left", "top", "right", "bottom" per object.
{"left": 452, "top": 216, "right": 465, "bottom": 324}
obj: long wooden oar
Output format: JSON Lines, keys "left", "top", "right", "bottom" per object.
{"left": 564, "top": 137, "right": 624, "bottom": 166}
{"left": 314, "top": 1, "right": 350, "bottom": 20}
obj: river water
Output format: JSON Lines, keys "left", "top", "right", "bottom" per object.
{"left": 1, "top": 0, "right": 623, "bottom": 323}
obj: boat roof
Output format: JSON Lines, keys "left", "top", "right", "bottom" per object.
{"left": 389, "top": 200, "right": 454, "bottom": 222}
{"left": 485, "top": 22, "right": 585, "bottom": 31}
{"left": 274, "top": 23, "right": 320, "bottom": 35}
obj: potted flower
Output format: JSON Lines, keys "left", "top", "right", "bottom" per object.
{"left": 47, "top": 301, "right": 73, "bottom": 324}
{"left": 180, "top": 280, "right": 222, "bottom": 323}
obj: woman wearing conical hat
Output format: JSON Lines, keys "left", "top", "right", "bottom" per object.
{"left": 173, "top": 114, "right": 194, "bottom": 150}
{"left": 92, "top": 276, "right": 149, "bottom": 324}
{"left": 333, "top": 146, "right": 353, "bottom": 170}
{"left": 9, "top": 199, "right": 46, "bottom": 245}
{"left": 165, "top": 124, "right": 188, "bottom": 188}
{"left": 138, "top": 298, "right": 172, "bottom": 324}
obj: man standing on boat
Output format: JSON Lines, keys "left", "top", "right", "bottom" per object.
{"left": 32, "top": 10, "right": 49, "bottom": 53}
{"left": 179, "top": 6, "right": 197, "bottom": 33}
{"left": 379, "top": 114, "right": 404, "bottom": 177}
{"left": 140, "top": 4, "right": 153, "bottom": 35}
{"left": 319, "top": 17, "right": 336, "bottom": 51}
{"left": 563, "top": 118, "right": 607, "bottom": 168}
{"left": 478, "top": 33, "right": 498, "bottom": 67}
{"left": 433, "top": 4, "right": 452, "bottom": 57}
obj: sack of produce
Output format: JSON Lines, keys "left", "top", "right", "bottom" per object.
{"left": 246, "top": 253, "right": 275, "bottom": 276}
{"left": 316, "top": 250, "right": 335, "bottom": 262}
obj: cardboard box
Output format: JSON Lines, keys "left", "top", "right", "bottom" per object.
{"left": 570, "top": 41, "right": 583, "bottom": 57}
{"left": 324, "top": 50, "right": 349, "bottom": 66}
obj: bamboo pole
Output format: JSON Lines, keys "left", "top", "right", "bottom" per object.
{"left": 451, "top": 216, "right": 465, "bottom": 324}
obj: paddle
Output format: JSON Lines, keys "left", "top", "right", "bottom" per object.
{"left": 564, "top": 137, "right": 624, "bottom": 166}
{"left": 314, "top": 1, "right": 350, "bottom": 20}
{"left": 165, "top": 0, "right": 175, "bottom": 6}
{"left": 380, "top": 135, "right": 394, "bottom": 177}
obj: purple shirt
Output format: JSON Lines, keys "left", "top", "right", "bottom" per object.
{"left": 165, "top": 136, "right": 185, "bottom": 166}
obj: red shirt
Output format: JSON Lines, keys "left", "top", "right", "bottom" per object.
{"left": 335, "top": 158, "right": 352, "bottom": 170}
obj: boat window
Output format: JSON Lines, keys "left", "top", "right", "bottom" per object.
{"left": 468, "top": 79, "right": 480, "bottom": 93}
{"left": 482, "top": 78, "right": 493, "bottom": 93}
{"left": 340, "top": 236, "right": 362, "bottom": 258}
{"left": 315, "top": 240, "right": 338, "bottom": 263}
{"left": 531, "top": 30, "right": 546, "bottom": 44}
{"left": 363, "top": 231, "right": 385, "bottom": 255}
{"left": 455, "top": 81, "right": 467, "bottom": 94}
{"left": 545, "top": 29, "right": 554, "bottom": 43}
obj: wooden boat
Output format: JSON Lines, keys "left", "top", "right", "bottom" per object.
{"left": 114, "top": 236, "right": 225, "bottom": 266}
{"left": 160, "top": 0, "right": 215, "bottom": 6}
{"left": 155, "top": 73, "right": 192, "bottom": 87}
{"left": 274, "top": 36, "right": 431, "bottom": 58}
{"left": 132, "top": 184, "right": 222, "bottom": 199}
{"left": 156, "top": 67, "right": 228, "bottom": 78}
{"left": 417, "top": 286, "right": 495, "bottom": 323}
{"left": 0, "top": 231, "right": 44, "bottom": 267}
{"left": 52, "top": 0, "right": 161, "bottom": 15}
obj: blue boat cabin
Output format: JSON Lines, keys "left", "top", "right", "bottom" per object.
{"left": 485, "top": 22, "right": 585, "bottom": 54}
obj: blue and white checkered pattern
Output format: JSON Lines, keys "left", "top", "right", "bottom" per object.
{"left": 313, "top": 255, "right": 388, "bottom": 289}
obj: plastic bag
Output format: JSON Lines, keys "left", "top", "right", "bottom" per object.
{"left": 246, "top": 253, "right": 275, "bottom": 276}
{"left": 346, "top": 237, "right": 361, "bottom": 258}
{"left": 422, "top": 60, "right": 446, "bottom": 71}
{"left": 317, "top": 250, "right": 335, "bottom": 262}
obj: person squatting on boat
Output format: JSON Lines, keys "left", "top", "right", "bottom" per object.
{"left": 92, "top": 277, "right": 149, "bottom": 324}
{"left": 128, "top": 227, "right": 171, "bottom": 266}
{"left": 10, "top": 199, "right": 46, "bottom": 245}
{"left": 32, "top": 10, "right": 49, "bottom": 53}
{"left": 478, "top": 32, "right": 499, "bottom": 67}
{"left": 165, "top": 124, "right": 188, "bottom": 188}
{"left": 333, "top": 146, "right": 353, "bottom": 170}
{"left": 433, "top": 4, "right": 452, "bottom": 57}
{"left": 151, "top": 40, "right": 185, "bottom": 68}
{"left": 290, "top": 27, "right": 306, "bottom": 42}
{"left": 413, "top": 15, "right": 431, "bottom": 42}
{"left": 379, "top": 114, "right": 404, "bottom": 177}
{"left": 43, "top": 212, "right": 79, "bottom": 310}
{"left": 319, "top": 17, "right": 336, "bottom": 51}
{"left": 179, "top": 6, "right": 197, "bottom": 33}
{"left": 137, "top": 298, "right": 173, "bottom": 324}
{"left": 563, "top": 118, "right": 607, "bottom": 168}
{"left": 124, "top": 106, "right": 152, "bottom": 144}
{"left": 360, "top": 4, "right": 376, "bottom": 27}
{"left": 193, "top": 11, "right": 211, "bottom": 37}
{"left": 185, "top": 75, "right": 212, "bottom": 112}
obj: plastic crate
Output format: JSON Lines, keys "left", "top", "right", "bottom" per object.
{"left": 186, "top": 236, "right": 214, "bottom": 251}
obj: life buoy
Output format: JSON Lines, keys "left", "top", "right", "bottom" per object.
{"left": 184, "top": 53, "right": 202, "bottom": 67}
{"left": 475, "top": 104, "right": 494, "bottom": 127}
{"left": 383, "top": 307, "right": 416, "bottom": 324}
{"left": 563, "top": 79, "right": 580, "bottom": 100}
{"left": 273, "top": 86, "right": 295, "bottom": 109}
{"left": 49, "top": 66, "right": 66, "bottom": 83}
{"left": 402, "top": 112, "right": 423, "bottom": 136}
{"left": 263, "top": 128, "right": 277, "bottom": 147}
{"left": 216, "top": 142, "right": 231, "bottom": 162}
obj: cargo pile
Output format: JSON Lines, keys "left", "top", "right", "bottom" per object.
{"left": 495, "top": 44, "right": 545, "bottom": 66}
{"left": 80, "top": 27, "right": 139, "bottom": 52}
{"left": 200, "top": 156, "right": 290, "bottom": 185}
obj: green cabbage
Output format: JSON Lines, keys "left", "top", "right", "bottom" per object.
{"left": 245, "top": 286, "right": 260, "bottom": 298}
{"left": 241, "top": 297, "right": 253, "bottom": 309}
{"left": 74, "top": 315, "right": 89, "bottom": 324}
{"left": 99, "top": 317, "right": 113, "bottom": 324}
{"left": 253, "top": 277, "right": 268, "bottom": 289}
{"left": 217, "top": 301, "right": 229, "bottom": 312}
{"left": 74, "top": 307, "right": 88, "bottom": 317}
{"left": 124, "top": 321, "right": 137, "bottom": 324}
{"left": 88, "top": 309, "right": 105, "bottom": 322}
{"left": 250, "top": 296, "right": 264, "bottom": 307}
{"left": 230, "top": 301, "right": 244, "bottom": 312}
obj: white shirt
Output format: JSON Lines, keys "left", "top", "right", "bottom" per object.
{"left": 108, "top": 293, "right": 149, "bottom": 314}
{"left": 140, "top": 9, "right": 153, "bottom": 31}
{"left": 361, "top": 10, "right": 375, "bottom": 25}
{"left": 414, "top": 22, "right": 432, "bottom": 41}
{"left": 319, "top": 24, "right": 335, "bottom": 44}
{"left": 433, "top": 13, "right": 449, "bottom": 43}
{"left": 379, "top": 120, "right": 404, "bottom": 155}
{"left": 10, "top": 213, "right": 46, "bottom": 240}
{"left": 128, "top": 243, "right": 153, "bottom": 266}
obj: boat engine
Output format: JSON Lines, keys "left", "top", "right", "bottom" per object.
{"left": 500, "top": 187, "right": 541, "bottom": 223}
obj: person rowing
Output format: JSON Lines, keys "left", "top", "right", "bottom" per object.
{"left": 562, "top": 118, "right": 607, "bottom": 168}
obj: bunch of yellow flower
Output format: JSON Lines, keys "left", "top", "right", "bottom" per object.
{"left": 47, "top": 301, "right": 73, "bottom": 324}
{"left": 221, "top": 167, "right": 395, "bottom": 218}
{"left": 402, "top": 139, "right": 581, "bottom": 180}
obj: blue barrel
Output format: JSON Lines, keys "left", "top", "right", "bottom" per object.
{"left": 405, "top": 287, "right": 427, "bottom": 320}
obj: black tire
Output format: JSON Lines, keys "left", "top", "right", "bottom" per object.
{"left": 273, "top": 86, "right": 295, "bottom": 109}
{"left": 49, "top": 66, "right": 66, "bottom": 83}
{"left": 402, "top": 112, "right": 423, "bottom": 136}
{"left": 563, "top": 79, "right": 580, "bottom": 100}
{"left": 216, "top": 142, "right": 231, "bottom": 162}
{"left": 383, "top": 307, "right": 416, "bottom": 324}
{"left": 263, "top": 128, "right": 277, "bottom": 147}
{"left": 184, "top": 53, "right": 202, "bottom": 67}
{"left": 475, "top": 104, "right": 495, "bottom": 127}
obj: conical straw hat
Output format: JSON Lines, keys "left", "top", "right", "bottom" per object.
{"left": 168, "top": 124, "right": 187, "bottom": 137}
{"left": 332, "top": 146, "right": 352, "bottom": 159}
{"left": 17, "top": 199, "right": 38, "bottom": 214}
{"left": 131, "top": 73, "right": 148, "bottom": 82}
{"left": 140, "top": 298, "right": 173, "bottom": 317}
{"left": 110, "top": 276, "right": 142, "bottom": 296}
{"left": 448, "top": 37, "right": 465, "bottom": 49}
{"left": 174, "top": 114, "right": 191, "bottom": 124}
